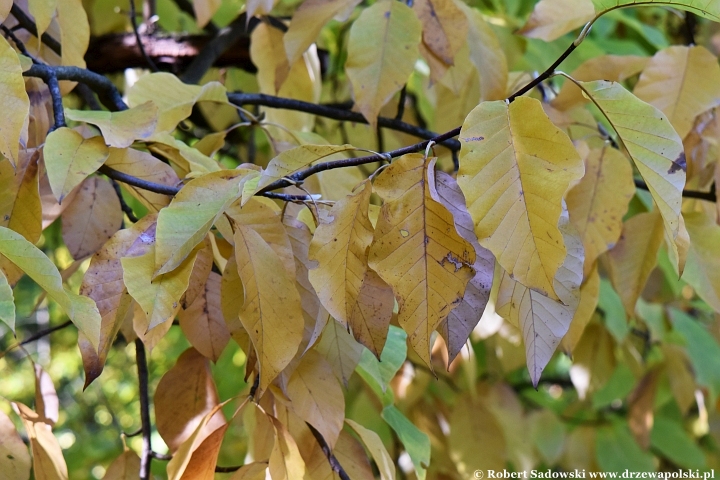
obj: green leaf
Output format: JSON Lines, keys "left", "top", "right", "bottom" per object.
{"left": 0, "top": 226, "right": 101, "bottom": 348}
{"left": 592, "top": 0, "right": 720, "bottom": 23}
{"left": 574, "top": 80, "right": 685, "bottom": 261}
{"left": 356, "top": 325, "right": 407, "bottom": 397}
{"left": 592, "top": 363, "right": 636, "bottom": 409}
{"left": 596, "top": 420, "right": 655, "bottom": 472}
{"left": 382, "top": 405, "right": 430, "bottom": 480}
{"left": 669, "top": 308, "right": 720, "bottom": 401}
{"left": 598, "top": 278, "right": 629, "bottom": 342}
{"left": 0, "top": 269, "right": 15, "bottom": 331}
{"left": 650, "top": 416, "right": 706, "bottom": 469}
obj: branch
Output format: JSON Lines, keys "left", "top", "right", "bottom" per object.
{"left": 306, "top": 423, "right": 350, "bottom": 480}
{"left": 110, "top": 179, "right": 140, "bottom": 223}
{"left": 129, "top": 0, "right": 160, "bottom": 72}
{"left": 507, "top": 40, "right": 578, "bottom": 103}
{"left": 135, "top": 339, "right": 153, "bottom": 480}
{"left": 634, "top": 179, "right": 716, "bottom": 203}
{"left": 227, "top": 92, "right": 461, "bottom": 151}
{"left": 10, "top": 4, "right": 62, "bottom": 55}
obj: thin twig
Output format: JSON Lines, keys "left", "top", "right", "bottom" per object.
{"left": 634, "top": 178, "right": 716, "bottom": 203}
{"left": 507, "top": 41, "right": 578, "bottom": 103}
{"left": 124, "top": 427, "right": 143, "bottom": 437}
{"left": 129, "top": 0, "right": 159, "bottom": 72}
{"left": 215, "top": 465, "right": 243, "bottom": 473}
{"left": 20, "top": 321, "right": 73, "bottom": 347}
{"left": 395, "top": 85, "right": 407, "bottom": 120}
{"left": 110, "top": 179, "right": 140, "bottom": 223}
{"left": 307, "top": 423, "right": 350, "bottom": 480}
{"left": 0, "top": 24, "right": 40, "bottom": 62}
{"left": 9, "top": 4, "right": 62, "bottom": 54}
{"left": 135, "top": 339, "right": 152, "bottom": 480}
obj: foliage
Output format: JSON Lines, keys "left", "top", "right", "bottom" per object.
{"left": 0, "top": 0, "right": 720, "bottom": 478}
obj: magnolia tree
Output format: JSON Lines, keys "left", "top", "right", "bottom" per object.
{"left": 0, "top": 0, "right": 720, "bottom": 478}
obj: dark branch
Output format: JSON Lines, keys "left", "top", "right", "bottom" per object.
{"left": 181, "top": 16, "right": 251, "bottom": 84}
{"left": 110, "top": 179, "right": 140, "bottom": 223}
{"left": 215, "top": 465, "right": 243, "bottom": 473}
{"left": 307, "top": 423, "right": 350, "bottom": 480}
{"left": 507, "top": 41, "right": 578, "bottom": 103}
{"left": 10, "top": 4, "right": 62, "bottom": 55}
{"left": 634, "top": 179, "right": 716, "bottom": 203}
{"left": 227, "top": 92, "right": 461, "bottom": 151}
{"left": 135, "top": 339, "right": 153, "bottom": 480}
{"left": 20, "top": 320, "right": 73, "bottom": 347}
{"left": 46, "top": 71, "right": 66, "bottom": 132}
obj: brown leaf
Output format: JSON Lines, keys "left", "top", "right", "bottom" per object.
{"left": 228, "top": 462, "right": 268, "bottom": 480}
{"left": 0, "top": 409, "right": 31, "bottom": 480}
{"left": 102, "top": 450, "right": 141, "bottom": 480}
{"left": 13, "top": 402, "right": 68, "bottom": 480}
{"left": 627, "top": 369, "right": 660, "bottom": 450}
{"left": 182, "top": 236, "right": 213, "bottom": 310}
{"left": 154, "top": 347, "right": 226, "bottom": 453}
{"left": 61, "top": 177, "right": 123, "bottom": 260}
{"left": 348, "top": 267, "right": 394, "bottom": 358}
{"left": 179, "top": 272, "right": 230, "bottom": 362}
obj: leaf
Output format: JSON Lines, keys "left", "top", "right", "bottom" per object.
{"left": 345, "top": 0, "right": 422, "bottom": 127}
{"left": 102, "top": 450, "right": 141, "bottom": 480}
{"left": 348, "top": 267, "right": 395, "bottom": 358}
{"left": 682, "top": 211, "right": 720, "bottom": 312}
{"left": 434, "top": 171, "right": 494, "bottom": 364}
{"left": 519, "top": 0, "right": 595, "bottom": 41}
{"left": 44, "top": 128, "right": 110, "bottom": 203}
{"left": 228, "top": 463, "right": 268, "bottom": 480}
{"left": 61, "top": 177, "right": 123, "bottom": 260}
{"left": 496, "top": 209, "right": 584, "bottom": 386}
{"left": 122, "top": 242, "right": 199, "bottom": 331}
{"left": 57, "top": 0, "right": 90, "bottom": 73}
{"left": 254, "top": 144, "right": 357, "bottom": 195}
{"left": 0, "top": 35, "right": 30, "bottom": 167}
{"left": 193, "top": 0, "right": 221, "bottom": 28}
{"left": 456, "top": 3, "right": 507, "bottom": 101}
{"left": 669, "top": 308, "right": 720, "bottom": 400}
{"left": 0, "top": 409, "right": 30, "bottom": 480}
{"left": 412, "top": 0, "right": 468, "bottom": 66}
{"left": 381, "top": 405, "right": 430, "bottom": 480}
{"left": 529, "top": 410, "right": 566, "bottom": 465}
{"left": 33, "top": 363, "right": 59, "bottom": 426}
{"left": 595, "top": 421, "right": 654, "bottom": 472}
{"left": 356, "top": 325, "right": 407, "bottom": 396}
{"left": 178, "top": 272, "right": 230, "bottom": 362}
{"left": 0, "top": 151, "right": 42, "bottom": 245}
{"left": 606, "top": 211, "right": 664, "bottom": 318}
{"left": 559, "top": 266, "right": 601, "bottom": 354}
{"left": 154, "top": 348, "right": 226, "bottom": 453}
{"left": 574, "top": 80, "right": 685, "bottom": 253}
{"left": 268, "top": 415, "right": 307, "bottom": 480}
{"left": 155, "top": 169, "right": 252, "bottom": 276}
{"left": 627, "top": 370, "right": 660, "bottom": 449}
{"left": 566, "top": 145, "right": 635, "bottom": 276}
{"left": 234, "top": 223, "right": 305, "bottom": 391}
{"left": 650, "top": 416, "right": 706, "bottom": 469}
{"left": 246, "top": 0, "right": 276, "bottom": 17}
{"left": 28, "top": 0, "right": 57, "bottom": 43}
{"left": 13, "top": 402, "right": 68, "bottom": 480}
{"left": 591, "top": 0, "right": 720, "bottom": 23}
{"left": 308, "top": 180, "right": 374, "bottom": 326}
{"left": 79, "top": 215, "right": 156, "bottom": 386}
{"left": 0, "top": 226, "right": 102, "bottom": 349}
{"left": 314, "top": 318, "right": 364, "bottom": 388}
{"left": 634, "top": 45, "right": 720, "bottom": 139}
{"left": 65, "top": 102, "right": 159, "bottom": 148}
{"left": 126, "top": 73, "right": 228, "bottom": 134}
{"left": 369, "top": 154, "right": 475, "bottom": 365}
{"left": 104, "top": 147, "right": 180, "bottom": 212}
{"left": 449, "top": 394, "right": 506, "bottom": 475}
{"left": 458, "top": 96, "right": 584, "bottom": 299}
{"left": 284, "top": 0, "right": 362, "bottom": 66}
{"left": 345, "top": 419, "right": 395, "bottom": 480}
{"left": 0, "top": 269, "right": 15, "bottom": 331}
{"left": 552, "top": 55, "right": 648, "bottom": 111}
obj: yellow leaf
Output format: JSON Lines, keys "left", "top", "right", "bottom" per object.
{"left": 79, "top": 215, "right": 156, "bottom": 386}
{"left": 606, "top": 211, "right": 664, "bottom": 317}
{"left": 0, "top": 410, "right": 31, "bottom": 480}
{"left": 154, "top": 348, "right": 226, "bottom": 453}
{"left": 154, "top": 169, "right": 253, "bottom": 276}
{"left": 65, "top": 102, "right": 159, "bottom": 148}
{"left": 315, "top": 319, "right": 363, "bottom": 388}
{"left": 575, "top": 80, "right": 685, "bottom": 253}
{"left": 104, "top": 147, "right": 180, "bottom": 212}
{"left": 345, "top": 419, "right": 395, "bottom": 480}
{"left": 254, "top": 144, "right": 357, "bottom": 194}
{"left": 13, "top": 402, "right": 68, "bottom": 480}
{"left": 127, "top": 73, "right": 228, "bottom": 134}
{"left": 44, "top": 128, "right": 109, "bottom": 203}
{"left": 634, "top": 46, "right": 720, "bottom": 139}
{"left": 220, "top": 252, "right": 248, "bottom": 348}
{"left": 591, "top": 0, "right": 720, "bottom": 22}
{"left": 268, "top": 415, "right": 307, "bottom": 480}
{"left": 518, "top": 0, "right": 595, "bottom": 42}
{"left": 57, "top": 0, "right": 89, "bottom": 88}
{"left": 283, "top": 350, "right": 345, "bottom": 448}
{"left": 28, "top": 0, "right": 57, "bottom": 47}
{"left": 122, "top": 242, "right": 199, "bottom": 330}
{"left": 102, "top": 450, "right": 141, "bottom": 480}
{"left": 284, "top": 0, "right": 362, "bottom": 66}
{"left": 434, "top": 171, "right": 495, "bottom": 364}
{"left": 496, "top": 209, "right": 584, "bottom": 386}
{"left": 0, "top": 226, "right": 101, "bottom": 349}
{"left": 149, "top": 133, "right": 222, "bottom": 174}
{"left": 0, "top": 35, "right": 30, "bottom": 167}
{"left": 227, "top": 463, "right": 268, "bottom": 480}
{"left": 682, "top": 211, "right": 720, "bottom": 313}
{"left": 552, "top": 55, "right": 648, "bottom": 111}
{"left": 458, "top": 96, "right": 584, "bottom": 299}
{"left": 449, "top": 394, "right": 507, "bottom": 475}
{"left": 178, "top": 272, "right": 230, "bottom": 363}
{"left": 234, "top": 224, "right": 305, "bottom": 391}
{"left": 566, "top": 145, "right": 635, "bottom": 276}
{"left": 457, "top": 1, "right": 508, "bottom": 101}
{"left": 413, "top": 0, "right": 467, "bottom": 66}
{"left": 368, "top": 154, "right": 475, "bottom": 365}
{"left": 0, "top": 0, "right": 12, "bottom": 23}
{"left": 308, "top": 180, "right": 373, "bottom": 326}
{"left": 345, "top": 0, "right": 421, "bottom": 127}
{"left": 559, "top": 265, "right": 600, "bottom": 354}
{"left": 0, "top": 150, "right": 42, "bottom": 244}
{"left": 61, "top": 177, "right": 122, "bottom": 260}
{"left": 193, "top": 0, "right": 221, "bottom": 28}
